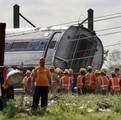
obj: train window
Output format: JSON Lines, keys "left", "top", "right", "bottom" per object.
{"left": 27, "top": 41, "right": 48, "bottom": 51}
{"left": 39, "top": 42, "right": 48, "bottom": 50}
{"left": 5, "top": 43, "right": 13, "bottom": 52}
{"left": 27, "top": 42, "right": 33, "bottom": 50}
{"left": 33, "top": 42, "right": 40, "bottom": 50}
{"left": 11, "top": 42, "right": 29, "bottom": 51}
{"left": 27, "top": 41, "right": 40, "bottom": 50}
{"left": 49, "top": 41, "right": 56, "bottom": 49}
{"left": 48, "top": 32, "right": 62, "bottom": 49}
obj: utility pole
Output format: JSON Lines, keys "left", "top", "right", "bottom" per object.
{"left": 13, "top": 4, "right": 36, "bottom": 28}
{"left": 13, "top": 4, "right": 20, "bottom": 28}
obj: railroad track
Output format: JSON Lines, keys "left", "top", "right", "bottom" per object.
{"left": 14, "top": 88, "right": 24, "bottom": 95}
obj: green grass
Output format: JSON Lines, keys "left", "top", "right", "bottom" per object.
{"left": 1, "top": 93, "right": 121, "bottom": 120}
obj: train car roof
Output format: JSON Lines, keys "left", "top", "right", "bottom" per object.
{"left": 5, "top": 26, "right": 69, "bottom": 40}
{"left": 5, "top": 25, "right": 97, "bottom": 41}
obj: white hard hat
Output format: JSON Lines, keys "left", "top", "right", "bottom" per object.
{"left": 26, "top": 70, "right": 31, "bottom": 74}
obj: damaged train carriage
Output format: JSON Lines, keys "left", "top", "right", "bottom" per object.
{"left": 4, "top": 25, "right": 104, "bottom": 73}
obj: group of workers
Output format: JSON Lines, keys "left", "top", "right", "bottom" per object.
{"left": 1, "top": 57, "right": 121, "bottom": 111}
{"left": 46, "top": 64, "right": 121, "bottom": 95}
{"left": 21, "top": 57, "right": 121, "bottom": 111}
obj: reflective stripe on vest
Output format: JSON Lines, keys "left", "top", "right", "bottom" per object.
{"left": 62, "top": 77, "right": 71, "bottom": 90}
{"left": 85, "top": 73, "right": 93, "bottom": 85}
{"left": 100, "top": 76, "right": 109, "bottom": 90}
{"left": 77, "top": 75, "right": 84, "bottom": 88}
{"left": 110, "top": 78, "right": 120, "bottom": 91}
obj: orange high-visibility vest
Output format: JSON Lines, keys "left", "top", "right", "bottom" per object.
{"left": 95, "top": 75, "right": 102, "bottom": 88}
{"left": 61, "top": 76, "right": 71, "bottom": 90}
{"left": 34, "top": 66, "right": 51, "bottom": 86}
{"left": 109, "top": 77, "right": 120, "bottom": 92}
{"left": 77, "top": 75, "right": 84, "bottom": 88}
{"left": 100, "top": 76, "right": 109, "bottom": 91}
{"left": 23, "top": 76, "right": 29, "bottom": 92}
{"left": 85, "top": 72, "right": 96, "bottom": 90}
{"left": 2, "top": 68, "right": 9, "bottom": 89}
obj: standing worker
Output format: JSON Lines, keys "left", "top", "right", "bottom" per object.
{"left": 109, "top": 71, "right": 121, "bottom": 94}
{"left": 60, "top": 69, "right": 72, "bottom": 93}
{"left": 85, "top": 66, "right": 96, "bottom": 93}
{"left": 26, "top": 69, "right": 34, "bottom": 95}
{"left": 94, "top": 70, "right": 102, "bottom": 93}
{"left": 100, "top": 70, "right": 109, "bottom": 94}
{"left": 77, "top": 68, "right": 86, "bottom": 95}
{"left": 32, "top": 57, "right": 51, "bottom": 111}
{"left": 49, "top": 65, "right": 60, "bottom": 94}
{"left": 22, "top": 70, "right": 31, "bottom": 94}
{"left": 68, "top": 69, "right": 75, "bottom": 94}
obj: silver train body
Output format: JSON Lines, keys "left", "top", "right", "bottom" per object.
{"left": 5, "top": 25, "right": 104, "bottom": 73}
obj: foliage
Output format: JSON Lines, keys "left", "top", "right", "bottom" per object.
{"left": 109, "top": 49, "right": 121, "bottom": 65}
{"left": 2, "top": 99, "right": 18, "bottom": 118}
{"left": 103, "top": 49, "right": 109, "bottom": 62}
{"left": 1, "top": 93, "right": 121, "bottom": 120}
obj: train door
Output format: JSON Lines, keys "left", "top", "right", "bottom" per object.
{"left": 44, "top": 32, "right": 63, "bottom": 67}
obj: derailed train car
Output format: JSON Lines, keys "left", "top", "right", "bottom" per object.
{"left": 4, "top": 25, "right": 104, "bottom": 73}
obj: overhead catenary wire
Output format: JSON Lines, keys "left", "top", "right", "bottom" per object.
{"left": 46, "top": 12, "right": 121, "bottom": 27}
{"left": 96, "top": 25, "right": 121, "bottom": 32}
{"left": 5, "top": 11, "right": 121, "bottom": 70}
{"left": 6, "top": 11, "right": 121, "bottom": 38}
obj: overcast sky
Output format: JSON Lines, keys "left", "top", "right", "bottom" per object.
{"left": 1, "top": 0, "right": 121, "bottom": 54}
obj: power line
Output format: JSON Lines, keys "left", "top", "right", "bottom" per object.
{"left": 94, "top": 15, "right": 121, "bottom": 23}
{"left": 96, "top": 25, "right": 121, "bottom": 32}
{"left": 95, "top": 12, "right": 121, "bottom": 19}
{"left": 104, "top": 43, "right": 119, "bottom": 48}
{"left": 98, "top": 30, "right": 121, "bottom": 37}
{"left": 6, "top": 10, "right": 121, "bottom": 38}
{"left": 46, "top": 12, "right": 121, "bottom": 27}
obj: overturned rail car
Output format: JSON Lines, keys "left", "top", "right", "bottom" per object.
{"left": 5, "top": 25, "right": 104, "bottom": 73}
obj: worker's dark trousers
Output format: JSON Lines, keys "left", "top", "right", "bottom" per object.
{"left": 32, "top": 86, "right": 49, "bottom": 110}
{"left": 0, "top": 98, "right": 3, "bottom": 110}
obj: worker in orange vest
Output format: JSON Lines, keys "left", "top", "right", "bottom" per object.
{"left": 77, "top": 68, "right": 86, "bottom": 95}
{"left": 49, "top": 65, "right": 60, "bottom": 94}
{"left": 94, "top": 70, "right": 102, "bottom": 93}
{"left": 60, "top": 69, "right": 72, "bottom": 93}
{"left": 22, "top": 70, "right": 31, "bottom": 94}
{"left": 109, "top": 71, "right": 121, "bottom": 94}
{"left": 26, "top": 69, "right": 35, "bottom": 95}
{"left": 57, "top": 69, "right": 63, "bottom": 79}
{"left": 56, "top": 69, "right": 63, "bottom": 93}
{"left": 32, "top": 57, "right": 51, "bottom": 111}
{"left": 102, "top": 68, "right": 109, "bottom": 79}
{"left": 2, "top": 66, "right": 8, "bottom": 89}
{"left": 68, "top": 68, "right": 75, "bottom": 94}
{"left": 3, "top": 66, "right": 17, "bottom": 99}
{"left": 85, "top": 66, "right": 96, "bottom": 93}
{"left": 100, "top": 70, "right": 109, "bottom": 94}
